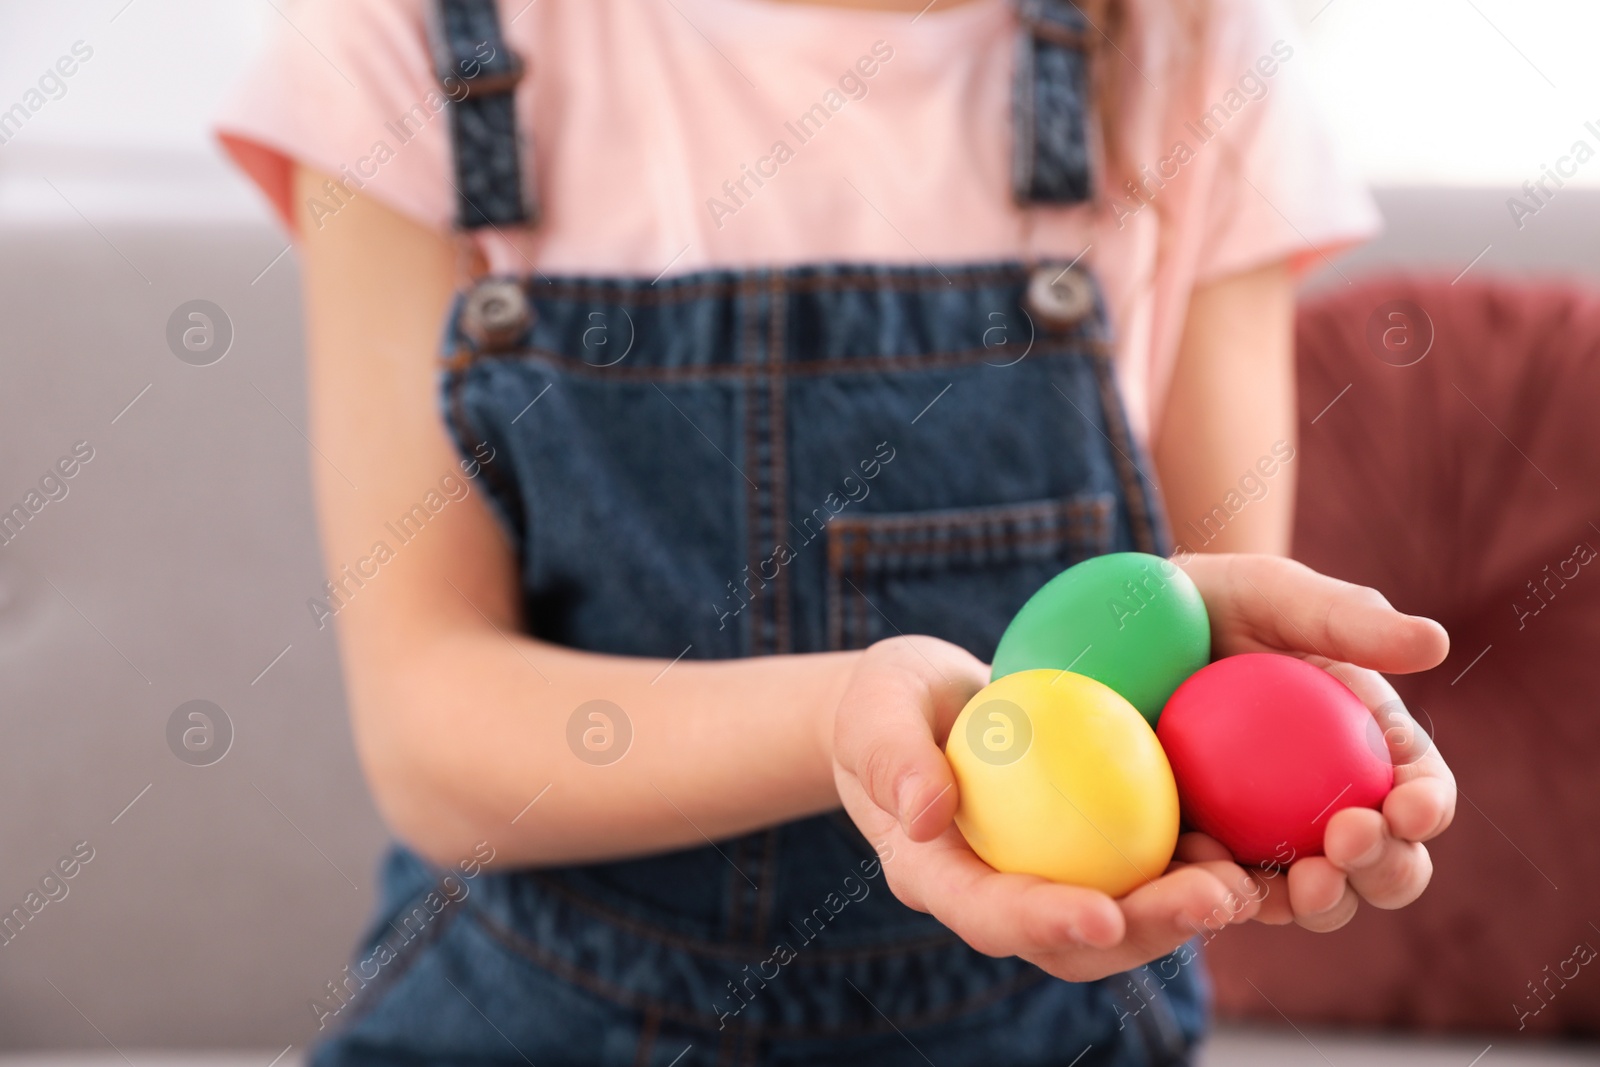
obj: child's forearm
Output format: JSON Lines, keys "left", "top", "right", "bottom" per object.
{"left": 347, "top": 625, "right": 858, "bottom": 869}
{"left": 289, "top": 169, "right": 859, "bottom": 871}
{"left": 1155, "top": 261, "right": 1296, "bottom": 556}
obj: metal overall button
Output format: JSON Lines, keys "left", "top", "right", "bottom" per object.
{"left": 461, "top": 278, "right": 533, "bottom": 352}
{"left": 1026, "top": 264, "right": 1095, "bottom": 329}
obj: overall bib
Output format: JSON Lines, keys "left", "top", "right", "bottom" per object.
{"left": 311, "top": 1, "right": 1207, "bottom": 1063}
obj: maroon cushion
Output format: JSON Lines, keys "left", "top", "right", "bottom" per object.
{"left": 1204, "top": 276, "right": 1600, "bottom": 1036}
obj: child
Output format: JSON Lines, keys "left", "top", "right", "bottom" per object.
{"left": 219, "top": 0, "right": 1456, "bottom": 1063}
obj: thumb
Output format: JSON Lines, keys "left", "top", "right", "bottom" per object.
{"left": 1215, "top": 556, "right": 1450, "bottom": 675}
{"left": 834, "top": 663, "right": 962, "bottom": 842}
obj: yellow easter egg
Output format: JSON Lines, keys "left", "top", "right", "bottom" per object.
{"left": 946, "top": 668, "right": 1179, "bottom": 897}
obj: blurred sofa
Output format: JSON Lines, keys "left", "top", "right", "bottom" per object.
{"left": 1204, "top": 274, "right": 1600, "bottom": 1038}
{"left": 1, "top": 175, "right": 1598, "bottom": 1060}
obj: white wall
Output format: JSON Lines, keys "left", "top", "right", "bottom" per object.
{"left": 0, "top": 0, "right": 272, "bottom": 222}
{"left": 1286, "top": 0, "right": 1600, "bottom": 189}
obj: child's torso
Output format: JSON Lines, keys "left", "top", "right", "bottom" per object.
{"left": 310, "top": 3, "right": 1206, "bottom": 1063}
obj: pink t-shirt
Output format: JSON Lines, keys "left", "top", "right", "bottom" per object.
{"left": 216, "top": 0, "right": 1378, "bottom": 441}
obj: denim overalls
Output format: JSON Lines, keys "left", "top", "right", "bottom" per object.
{"left": 311, "top": 1, "right": 1206, "bottom": 1063}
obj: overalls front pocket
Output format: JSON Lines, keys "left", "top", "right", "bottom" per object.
{"left": 823, "top": 491, "right": 1116, "bottom": 654}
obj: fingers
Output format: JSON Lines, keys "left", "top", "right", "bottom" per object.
{"left": 1120, "top": 861, "right": 1264, "bottom": 952}
{"left": 1175, "top": 833, "right": 1296, "bottom": 924}
{"left": 1316, "top": 663, "right": 1457, "bottom": 844}
{"left": 1187, "top": 795, "right": 1439, "bottom": 934}
{"left": 1287, "top": 857, "right": 1359, "bottom": 931}
{"left": 1172, "top": 832, "right": 1235, "bottom": 865}
{"left": 1321, "top": 661, "right": 1445, "bottom": 779}
{"left": 884, "top": 825, "right": 1261, "bottom": 979}
{"left": 904, "top": 831, "right": 1126, "bottom": 956}
{"left": 1378, "top": 697, "right": 1457, "bottom": 839}
{"left": 1202, "top": 555, "right": 1449, "bottom": 674}
{"left": 897, "top": 768, "right": 960, "bottom": 842}
{"left": 832, "top": 653, "right": 962, "bottom": 842}
{"left": 1027, "top": 862, "right": 1267, "bottom": 981}
{"left": 1324, "top": 805, "right": 1433, "bottom": 910}
{"left": 1341, "top": 669, "right": 1433, "bottom": 767}
{"left": 1384, "top": 777, "right": 1454, "bottom": 843}
{"left": 1248, "top": 873, "right": 1298, "bottom": 925}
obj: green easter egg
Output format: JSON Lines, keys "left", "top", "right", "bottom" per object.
{"left": 991, "top": 552, "right": 1211, "bottom": 726}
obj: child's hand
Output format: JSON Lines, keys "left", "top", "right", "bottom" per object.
{"left": 1178, "top": 553, "right": 1455, "bottom": 931}
{"left": 830, "top": 635, "right": 1268, "bottom": 983}
{"left": 828, "top": 556, "right": 1454, "bottom": 981}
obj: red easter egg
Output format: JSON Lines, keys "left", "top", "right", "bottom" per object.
{"left": 1156, "top": 653, "right": 1394, "bottom": 866}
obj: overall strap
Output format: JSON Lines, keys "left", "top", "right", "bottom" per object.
{"left": 428, "top": 0, "right": 540, "bottom": 230}
{"left": 1012, "top": 0, "right": 1097, "bottom": 205}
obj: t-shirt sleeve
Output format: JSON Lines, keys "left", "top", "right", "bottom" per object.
{"left": 214, "top": 0, "right": 456, "bottom": 236}
{"left": 1184, "top": 0, "right": 1380, "bottom": 283}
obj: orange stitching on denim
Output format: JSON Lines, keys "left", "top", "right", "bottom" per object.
{"left": 634, "top": 1004, "right": 661, "bottom": 1067}
{"left": 443, "top": 372, "right": 527, "bottom": 555}
{"left": 751, "top": 828, "right": 780, "bottom": 950}
{"left": 768, "top": 273, "right": 792, "bottom": 656}
{"left": 839, "top": 521, "right": 1112, "bottom": 567}
{"left": 834, "top": 498, "right": 1110, "bottom": 552}
{"left": 457, "top": 339, "right": 1112, "bottom": 379}
{"left": 849, "top": 501, "right": 1109, "bottom": 543}
{"left": 739, "top": 274, "right": 763, "bottom": 658}
{"left": 827, "top": 495, "right": 1110, "bottom": 534}
{"left": 826, "top": 528, "right": 848, "bottom": 651}
{"left": 852, "top": 529, "right": 871, "bottom": 650}
{"left": 1091, "top": 358, "right": 1161, "bottom": 554}
{"left": 1020, "top": 17, "right": 1091, "bottom": 52}
{"left": 725, "top": 835, "right": 748, "bottom": 943}
{"left": 519, "top": 264, "right": 1026, "bottom": 305}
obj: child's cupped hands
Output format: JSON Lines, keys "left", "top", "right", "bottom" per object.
{"left": 828, "top": 554, "right": 1455, "bottom": 983}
